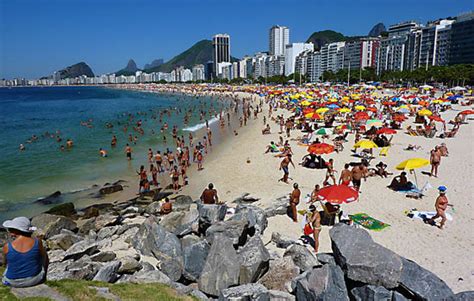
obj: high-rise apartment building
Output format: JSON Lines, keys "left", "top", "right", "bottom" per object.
{"left": 321, "top": 42, "right": 345, "bottom": 73}
{"left": 418, "top": 19, "right": 455, "bottom": 68}
{"left": 212, "top": 34, "right": 231, "bottom": 75}
{"left": 284, "top": 43, "right": 314, "bottom": 76}
{"left": 343, "top": 38, "right": 380, "bottom": 69}
{"left": 449, "top": 12, "right": 474, "bottom": 65}
{"left": 269, "top": 25, "right": 290, "bottom": 56}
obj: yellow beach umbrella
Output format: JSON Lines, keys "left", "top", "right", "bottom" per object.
{"left": 418, "top": 109, "right": 433, "bottom": 116}
{"left": 431, "top": 99, "right": 443, "bottom": 104}
{"left": 301, "top": 100, "right": 311, "bottom": 106}
{"left": 355, "top": 105, "right": 366, "bottom": 111}
{"left": 329, "top": 98, "right": 338, "bottom": 103}
{"left": 316, "top": 107, "right": 329, "bottom": 114}
{"left": 338, "top": 108, "right": 351, "bottom": 113}
{"left": 353, "top": 140, "right": 378, "bottom": 149}
{"left": 396, "top": 158, "right": 430, "bottom": 170}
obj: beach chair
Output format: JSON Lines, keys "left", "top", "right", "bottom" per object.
{"left": 321, "top": 203, "right": 339, "bottom": 226}
{"left": 379, "top": 147, "right": 389, "bottom": 157}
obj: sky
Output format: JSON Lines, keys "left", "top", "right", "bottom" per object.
{"left": 1, "top": 0, "right": 473, "bottom": 79}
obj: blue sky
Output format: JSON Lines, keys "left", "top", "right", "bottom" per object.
{"left": 1, "top": 0, "right": 472, "bottom": 78}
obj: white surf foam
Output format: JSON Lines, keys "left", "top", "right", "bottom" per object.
{"left": 183, "top": 116, "right": 219, "bottom": 132}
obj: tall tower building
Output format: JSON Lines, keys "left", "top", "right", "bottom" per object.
{"left": 269, "top": 25, "right": 290, "bottom": 56}
{"left": 212, "top": 34, "right": 231, "bottom": 76}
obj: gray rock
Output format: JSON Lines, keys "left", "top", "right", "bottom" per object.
{"left": 78, "top": 218, "right": 97, "bottom": 235}
{"left": 31, "top": 214, "right": 78, "bottom": 239}
{"left": 90, "top": 251, "right": 117, "bottom": 262}
{"left": 238, "top": 235, "right": 270, "bottom": 284}
{"left": 283, "top": 244, "right": 319, "bottom": 272}
{"left": 233, "top": 193, "right": 260, "bottom": 204}
{"left": 398, "top": 257, "right": 454, "bottom": 300}
{"left": 118, "top": 256, "right": 142, "bottom": 274}
{"left": 152, "top": 190, "right": 174, "bottom": 201}
{"left": 144, "top": 201, "right": 162, "bottom": 215}
{"left": 89, "top": 286, "right": 120, "bottom": 301}
{"left": 264, "top": 196, "right": 289, "bottom": 218}
{"left": 350, "top": 285, "right": 392, "bottom": 301}
{"left": 170, "top": 282, "right": 193, "bottom": 295}
{"left": 445, "top": 291, "right": 474, "bottom": 301}
{"left": 219, "top": 283, "right": 269, "bottom": 301}
{"left": 258, "top": 257, "right": 300, "bottom": 293}
{"left": 45, "top": 202, "right": 76, "bottom": 217}
{"left": 205, "top": 219, "right": 249, "bottom": 246}
{"left": 99, "top": 183, "right": 123, "bottom": 195}
{"left": 181, "top": 235, "right": 210, "bottom": 282}
{"left": 317, "top": 253, "right": 336, "bottom": 265}
{"left": 120, "top": 206, "right": 141, "bottom": 216}
{"left": 271, "top": 232, "right": 296, "bottom": 249}
{"left": 48, "top": 249, "right": 66, "bottom": 263}
{"left": 118, "top": 269, "right": 172, "bottom": 284}
{"left": 268, "top": 290, "right": 296, "bottom": 301}
{"left": 191, "top": 289, "right": 210, "bottom": 300}
{"left": 66, "top": 255, "right": 102, "bottom": 280}
{"left": 64, "top": 239, "right": 99, "bottom": 260}
{"left": 94, "top": 214, "right": 120, "bottom": 230}
{"left": 197, "top": 203, "right": 227, "bottom": 231}
{"left": 47, "top": 230, "right": 83, "bottom": 251}
{"left": 294, "top": 264, "right": 349, "bottom": 301}
{"left": 329, "top": 223, "right": 403, "bottom": 288}
{"left": 392, "top": 291, "right": 410, "bottom": 301}
{"left": 97, "top": 225, "right": 121, "bottom": 240}
{"left": 172, "top": 195, "right": 195, "bottom": 211}
{"left": 139, "top": 261, "right": 156, "bottom": 272}
{"left": 160, "top": 207, "right": 199, "bottom": 237}
{"left": 198, "top": 235, "right": 241, "bottom": 297}
{"left": 46, "top": 260, "right": 74, "bottom": 281}
{"left": 232, "top": 204, "right": 268, "bottom": 234}
{"left": 10, "top": 284, "right": 70, "bottom": 301}
{"left": 93, "top": 261, "right": 121, "bottom": 283}
{"left": 132, "top": 216, "right": 183, "bottom": 281}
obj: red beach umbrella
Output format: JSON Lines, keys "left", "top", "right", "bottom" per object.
{"left": 307, "top": 143, "right": 335, "bottom": 155}
{"left": 428, "top": 115, "right": 444, "bottom": 123}
{"left": 366, "top": 107, "right": 377, "bottom": 113}
{"left": 459, "top": 110, "right": 474, "bottom": 115}
{"left": 392, "top": 114, "right": 406, "bottom": 122}
{"left": 317, "top": 185, "right": 359, "bottom": 204}
{"left": 377, "top": 128, "right": 397, "bottom": 135}
{"left": 354, "top": 111, "right": 370, "bottom": 121}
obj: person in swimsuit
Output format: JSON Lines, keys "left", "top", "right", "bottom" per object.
{"left": 171, "top": 165, "right": 180, "bottom": 191}
{"left": 137, "top": 165, "right": 147, "bottom": 194}
{"left": 150, "top": 164, "right": 158, "bottom": 186}
{"left": 430, "top": 147, "right": 441, "bottom": 177}
{"left": 309, "top": 184, "right": 320, "bottom": 203}
{"left": 125, "top": 144, "right": 132, "bottom": 161}
{"left": 307, "top": 204, "right": 321, "bottom": 252}
{"left": 289, "top": 183, "right": 301, "bottom": 222}
{"left": 155, "top": 151, "right": 163, "bottom": 172}
{"left": 99, "top": 148, "right": 108, "bottom": 157}
{"left": 160, "top": 197, "right": 172, "bottom": 215}
{"left": 351, "top": 165, "right": 366, "bottom": 191}
{"left": 279, "top": 154, "right": 295, "bottom": 184}
{"left": 339, "top": 164, "right": 352, "bottom": 185}
{"left": 197, "top": 151, "right": 203, "bottom": 171}
{"left": 111, "top": 135, "right": 117, "bottom": 147}
{"left": 428, "top": 186, "right": 451, "bottom": 229}
{"left": 323, "top": 159, "right": 337, "bottom": 186}
{"left": 200, "top": 183, "right": 218, "bottom": 204}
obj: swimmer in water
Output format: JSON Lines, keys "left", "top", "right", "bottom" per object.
{"left": 99, "top": 148, "right": 108, "bottom": 157}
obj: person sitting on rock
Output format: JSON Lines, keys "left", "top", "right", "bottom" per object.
{"left": 2, "top": 217, "right": 48, "bottom": 288}
{"left": 159, "top": 197, "right": 172, "bottom": 215}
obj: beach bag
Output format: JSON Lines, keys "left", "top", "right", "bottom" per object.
{"left": 304, "top": 223, "right": 314, "bottom": 235}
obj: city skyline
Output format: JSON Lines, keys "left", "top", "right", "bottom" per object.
{"left": 1, "top": 0, "right": 473, "bottom": 79}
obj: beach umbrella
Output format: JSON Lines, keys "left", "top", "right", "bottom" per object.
{"left": 326, "top": 104, "right": 340, "bottom": 109}
{"left": 307, "top": 143, "right": 335, "bottom": 155}
{"left": 429, "top": 115, "right": 444, "bottom": 123}
{"left": 301, "top": 100, "right": 312, "bottom": 106}
{"left": 317, "top": 185, "right": 359, "bottom": 205}
{"left": 459, "top": 110, "right": 474, "bottom": 115}
{"left": 316, "top": 107, "right": 330, "bottom": 114}
{"left": 431, "top": 99, "right": 444, "bottom": 104}
{"left": 418, "top": 109, "right": 433, "bottom": 116}
{"left": 366, "top": 119, "right": 383, "bottom": 127}
{"left": 377, "top": 128, "right": 397, "bottom": 135}
{"left": 355, "top": 105, "right": 366, "bottom": 111}
{"left": 366, "top": 107, "right": 377, "bottom": 113}
{"left": 353, "top": 140, "right": 378, "bottom": 149}
{"left": 305, "top": 112, "right": 322, "bottom": 120}
{"left": 316, "top": 128, "right": 331, "bottom": 135}
{"left": 392, "top": 114, "right": 406, "bottom": 122}
{"left": 338, "top": 107, "right": 351, "bottom": 113}
{"left": 397, "top": 107, "right": 410, "bottom": 114}
{"left": 354, "top": 111, "right": 370, "bottom": 121}
{"left": 451, "top": 86, "right": 466, "bottom": 91}
{"left": 396, "top": 158, "right": 430, "bottom": 187}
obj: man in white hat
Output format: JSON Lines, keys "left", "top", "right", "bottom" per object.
{"left": 2, "top": 217, "right": 48, "bottom": 287}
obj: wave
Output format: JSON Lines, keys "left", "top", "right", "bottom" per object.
{"left": 183, "top": 116, "right": 219, "bottom": 132}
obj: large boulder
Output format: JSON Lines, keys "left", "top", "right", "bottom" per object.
{"left": 181, "top": 235, "right": 210, "bottom": 282}
{"left": 31, "top": 214, "right": 77, "bottom": 239}
{"left": 93, "top": 261, "right": 121, "bottom": 283}
{"left": 271, "top": 232, "right": 296, "bottom": 249}
{"left": 172, "top": 195, "right": 195, "bottom": 211}
{"left": 294, "top": 264, "right": 349, "bottom": 301}
{"left": 118, "top": 256, "right": 142, "bottom": 274}
{"left": 118, "top": 269, "right": 171, "bottom": 285}
{"left": 66, "top": 255, "right": 102, "bottom": 280}
{"left": 160, "top": 206, "right": 199, "bottom": 237}
{"left": 152, "top": 191, "right": 174, "bottom": 201}
{"left": 238, "top": 235, "right": 270, "bottom": 284}
{"left": 205, "top": 220, "right": 249, "bottom": 246}
{"left": 132, "top": 216, "right": 183, "bottom": 281}
{"left": 197, "top": 203, "right": 227, "bottom": 232}
{"left": 283, "top": 244, "right": 319, "bottom": 272}
{"left": 258, "top": 256, "right": 299, "bottom": 293}
{"left": 99, "top": 183, "right": 123, "bottom": 195}
{"left": 445, "top": 291, "right": 474, "bottom": 301}
{"left": 45, "top": 202, "right": 76, "bottom": 217}
{"left": 268, "top": 290, "right": 295, "bottom": 301}
{"left": 63, "top": 239, "right": 99, "bottom": 260}
{"left": 231, "top": 204, "right": 268, "bottom": 235}
{"left": 264, "top": 196, "right": 289, "bottom": 218}
{"left": 329, "top": 223, "right": 402, "bottom": 288}
{"left": 198, "top": 235, "right": 241, "bottom": 297}
{"left": 35, "top": 191, "right": 62, "bottom": 205}
{"left": 233, "top": 193, "right": 260, "bottom": 204}
{"left": 47, "top": 229, "right": 83, "bottom": 251}
{"left": 350, "top": 285, "right": 393, "bottom": 301}
{"left": 219, "top": 283, "right": 269, "bottom": 301}
{"left": 93, "top": 214, "right": 120, "bottom": 230}
{"left": 398, "top": 257, "right": 454, "bottom": 300}
{"left": 97, "top": 225, "right": 121, "bottom": 241}
{"left": 90, "top": 251, "right": 117, "bottom": 262}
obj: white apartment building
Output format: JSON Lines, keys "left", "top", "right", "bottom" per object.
{"left": 285, "top": 43, "right": 314, "bottom": 76}
{"left": 321, "top": 42, "right": 345, "bottom": 72}
{"left": 269, "top": 25, "right": 290, "bottom": 56}
{"left": 192, "top": 64, "right": 205, "bottom": 81}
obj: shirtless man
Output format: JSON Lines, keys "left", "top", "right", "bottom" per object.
{"left": 289, "top": 183, "right": 301, "bottom": 222}
{"left": 307, "top": 204, "right": 321, "bottom": 252}
{"left": 200, "top": 183, "right": 218, "bottom": 204}
{"left": 323, "top": 159, "right": 337, "bottom": 186}
{"left": 428, "top": 186, "right": 451, "bottom": 229}
{"left": 171, "top": 165, "right": 180, "bottom": 191}
{"left": 351, "top": 164, "right": 366, "bottom": 191}
{"left": 309, "top": 184, "right": 320, "bottom": 203}
{"left": 430, "top": 147, "right": 441, "bottom": 177}
{"left": 155, "top": 151, "right": 163, "bottom": 172}
{"left": 279, "top": 154, "right": 295, "bottom": 184}
{"left": 125, "top": 144, "right": 132, "bottom": 161}
{"left": 111, "top": 135, "right": 117, "bottom": 147}
{"left": 339, "top": 164, "right": 352, "bottom": 185}
{"left": 160, "top": 197, "right": 172, "bottom": 215}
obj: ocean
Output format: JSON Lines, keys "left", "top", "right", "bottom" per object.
{"left": 0, "top": 86, "right": 228, "bottom": 222}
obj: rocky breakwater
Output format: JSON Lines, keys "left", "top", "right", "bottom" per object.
{"left": 2, "top": 193, "right": 472, "bottom": 301}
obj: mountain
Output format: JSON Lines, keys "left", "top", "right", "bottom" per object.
{"left": 145, "top": 40, "right": 239, "bottom": 73}
{"left": 306, "top": 30, "right": 346, "bottom": 50}
{"left": 116, "top": 59, "right": 139, "bottom": 76}
{"left": 368, "top": 23, "right": 386, "bottom": 37}
{"left": 57, "top": 62, "right": 94, "bottom": 79}
{"left": 144, "top": 59, "right": 164, "bottom": 70}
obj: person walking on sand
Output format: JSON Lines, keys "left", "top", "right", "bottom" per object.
{"left": 137, "top": 165, "right": 147, "bottom": 194}
{"left": 289, "top": 183, "right": 301, "bottom": 222}
{"left": 339, "top": 164, "right": 352, "bottom": 185}
{"left": 125, "top": 144, "right": 132, "bottom": 161}
{"left": 323, "top": 158, "right": 337, "bottom": 186}
{"left": 307, "top": 204, "right": 321, "bottom": 253}
{"left": 430, "top": 146, "right": 441, "bottom": 177}
{"left": 351, "top": 164, "right": 366, "bottom": 191}
{"left": 196, "top": 150, "right": 204, "bottom": 171}
{"left": 171, "top": 165, "right": 180, "bottom": 191}
{"left": 428, "top": 186, "right": 451, "bottom": 229}
{"left": 279, "top": 154, "right": 295, "bottom": 184}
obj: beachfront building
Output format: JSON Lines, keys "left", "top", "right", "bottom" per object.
{"left": 284, "top": 43, "right": 314, "bottom": 76}
{"left": 307, "top": 51, "right": 322, "bottom": 82}
{"left": 320, "top": 42, "right": 345, "bottom": 73}
{"left": 212, "top": 34, "right": 231, "bottom": 76}
{"left": 295, "top": 50, "right": 312, "bottom": 76}
{"left": 238, "top": 56, "right": 252, "bottom": 79}
{"left": 253, "top": 52, "right": 268, "bottom": 79}
{"left": 418, "top": 19, "right": 455, "bottom": 69}
{"left": 269, "top": 25, "right": 290, "bottom": 56}
{"left": 267, "top": 55, "right": 286, "bottom": 77}
{"left": 449, "top": 12, "right": 474, "bottom": 65}
{"left": 343, "top": 38, "right": 380, "bottom": 70}
{"left": 192, "top": 64, "right": 205, "bottom": 81}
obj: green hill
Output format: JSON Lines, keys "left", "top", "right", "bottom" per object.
{"left": 306, "top": 30, "right": 347, "bottom": 50}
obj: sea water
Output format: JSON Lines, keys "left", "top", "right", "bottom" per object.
{"left": 0, "top": 86, "right": 228, "bottom": 222}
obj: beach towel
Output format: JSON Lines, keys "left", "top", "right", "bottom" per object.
{"left": 349, "top": 213, "right": 390, "bottom": 231}
{"left": 406, "top": 210, "right": 453, "bottom": 221}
